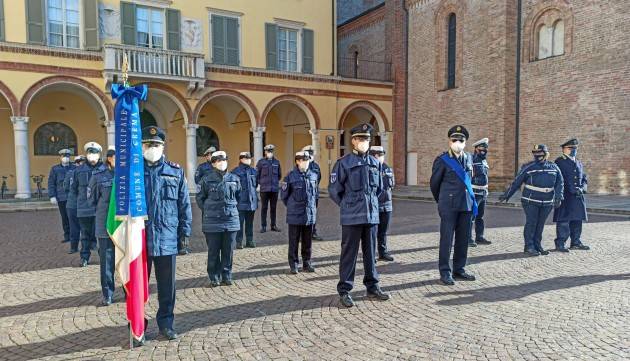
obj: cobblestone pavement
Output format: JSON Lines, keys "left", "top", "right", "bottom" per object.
{"left": 0, "top": 199, "right": 629, "bottom": 361}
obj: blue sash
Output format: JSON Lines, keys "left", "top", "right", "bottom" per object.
{"left": 440, "top": 153, "right": 478, "bottom": 217}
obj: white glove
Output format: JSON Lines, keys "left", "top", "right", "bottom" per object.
{"left": 50, "top": 197, "right": 57, "bottom": 205}
{"left": 256, "top": 185, "right": 260, "bottom": 192}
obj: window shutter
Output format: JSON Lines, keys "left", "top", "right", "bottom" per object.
{"left": 302, "top": 28, "right": 314, "bottom": 74}
{"left": 225, "top": 17, "right": 239, "bottom": 66}
{"left": 26, "top": 0, "right": 45, "bottom": 45}
{"left": 211, "top": 15, "right": 225, "bottom": 64}
{"left": 265, "top": 23, "right": 277, "bottom": 70}
{"left": 83, "top": 0, "right": 99, "bottom": 49}
{"left": 0, "top": 0, "right": 5, "bottom": 42}
{"left": 166, "top": 8, "right": 180, "bottom": 51}
{"left": 120, "top": 1, "right": 136, "bottom": 46}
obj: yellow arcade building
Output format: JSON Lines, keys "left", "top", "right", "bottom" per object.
{"left": 0, "top": 0, "right": 392, "bottom": 198}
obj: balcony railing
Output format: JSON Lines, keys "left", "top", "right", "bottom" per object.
{"left": 337, "top": 57, "right": 392, "bottom": 82}
{"left": 103, "top": 44, "right": 205, "bottom": 94}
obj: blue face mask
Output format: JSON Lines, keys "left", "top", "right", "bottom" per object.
{"left": 568, "top": 148, "right": 577, "bottom": 157}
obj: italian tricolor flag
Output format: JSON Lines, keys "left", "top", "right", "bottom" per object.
{"left": 107, "top": 185, "right": 149, "bottom": 342}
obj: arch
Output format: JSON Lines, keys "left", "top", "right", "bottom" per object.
{"left": 0, "top": 80, "right": 19, "bottom": 116}
{"left": 134, "top": 82, "right": 193, "bottom": 125}
{"left": 33, "top": 122, "right": 78, "bottom": 156}
{"left": 193, "top": 89, "right": 259, "bottom": 128}
{"left": 337, "top": 100, "right": 389, "bottom": 133}
{"left": 523, "top": 0, "right": 573, "bottom": 62}
{"left": 20, "top": 76, "right": 113, "bottom": 121}
{"left": 260, "top": 94, "right": 320, "bottom": 129}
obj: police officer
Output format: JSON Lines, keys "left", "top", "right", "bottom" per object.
{"left": 48, "top": 148, "right": 73, "bottom": 244}
{"left": 553, "top": 139, "right": 590, "bottom": 252}
{"left": 430, "top": 125, "right": 477, "bottom": 286}
{"left": 302, "top": 145, "right": 323, "bottom": 241}
{"left": 196, "top": 151, "right": 241, "bottom": 287}
{"left": 469, "top": 138, "right": 491, "bottom": 247}
{"left": 88, "top": 147, "right": 116, "bottom": 306}
{"left": 281, "top": 151, "right": 318, "bottom": 274}
{"left": 256, "top": 144, "right": 282, "bottom": 233}
{"left": 142, "top": 126, "right": 192, "bottom": 340}
{"left": 499, "top": 144, "right": 564, "bottom": 256}
{"left": 232, "top": 152, "right": 258, "bottom": 249}
{"left": 72, "top": 142, "right": 103, "bottom": 267}
{"left": 64, "top": 155, "right": 84, "bottom": 254}
{"left": 369, "top": 146, "right": 395, "bottom": 262}
{"left": 329, "top": 123, "right": 390, "bottom": 308}
{"left": 194, "top": 146, "right": 217, "bottom": 186}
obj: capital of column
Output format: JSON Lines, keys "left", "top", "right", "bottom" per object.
{"left": 10, "top": 116, "right": 29, "bottom": 131}
{"left": 251, "top": 126, "right": 266, "bottom": 137}
{"left": 184, "top": 123, "right": 199, "bottom": 136}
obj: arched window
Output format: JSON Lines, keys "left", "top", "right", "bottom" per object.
{"left": 446, "top": 13, "right": 457, "bottom": 89}
{"left": 196, "top": 126, "right": 220, "bottom": 156}
{"left": 34, "top": 122, "right": 77, "bottom": 156}
{"left": 526, "top": 5, "right": 571, "bottom": 62}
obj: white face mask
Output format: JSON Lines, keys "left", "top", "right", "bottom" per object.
{"left": 376, "top": 155, "right": 385, "bottom": 164}
{"left": 214, "top": 160, "right": 228, "bottom": 171}
{"left": 241, "top": 159, "right": 252, "bottom": 166}
{"left": 143, "top": 145, "right": 164, "bottom": 163}
{"left": 60, "top": 157, "right": 70, "bottom": 165}
{"left": 265, "top": 152, "right": 274, "bottom": 159}
{"left": 297, "top": 160, "right": 310, "bottom": 172}
{"left": 355, "top": 140, "right": 370, "bottom": 154}
{"left": 86, "top": 153, "right": 100, "bottom": 164}
{"left": 450, "top": 141, "right": 466, "bottom": 154}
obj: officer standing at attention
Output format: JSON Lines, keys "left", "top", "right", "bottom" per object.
{"left": 469, "top": 138, "right": 491, "bottom": 247}
{"left": 231, "top": 152, "right": 258, "bottom": 249}
{"left": 256, "top": 144, "right": 282, "bottom": 233}
{"left": 88, "top": 147, "right": 116, "bottom": 306}
{"left": 194, "top": 146, "right": 217, "bottom": 186}
{"left": 369, "top": 145, "right": 395, "bottom": 262}
{"left": 499, "top": 144, "right": 564, "bottom": 256}
{"left": 48, "top": 148, "right": 73, "bottom": 244}
{"left": 430, "top": 125, "right": 477, "bottom": 286}
{"left": 553, "top": 139, "right": 590, "bottom": 252}
{"left": 64, "top": 155, "right": 84, "bottom": 254}
{"left": 196, "top": 151, "right": 241, "bottom": 287}
{"left": 142, "top": 126, "right": 192, "bottom": 340}
{"left": 302, "top": 145, "right": 323, "bottom": 241}
{"left": 329, "top": 123, "right": 390, "bottom": 308}
{"left": 72, "top": 142, "right": 103, "bottom": 267}
{"left": 281, "top": 151, "right": 318, "bottom": 274}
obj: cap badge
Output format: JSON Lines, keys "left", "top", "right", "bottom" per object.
{"left": 149, "top": 128, "right": 157, "bottom": 135}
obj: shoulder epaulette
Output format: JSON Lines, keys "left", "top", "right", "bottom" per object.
{"left": 166, "top": 160, "right": 181, "bottom": 169}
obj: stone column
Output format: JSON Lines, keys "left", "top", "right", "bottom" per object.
{"left": 105, "top": 120, "right": 115, "bottom": 149}
{"left": 309, "top": 129, "right": 321, "bottom": 163}
{"left": 379, "top": 131, "right": 391, "bottom": 164}
{"left": 11, "top": 116, "right": 31, "bottom": 199}
{"left": 184, "top": 123, "right": 199, "bottom": 191}
{"left": 252, "top": 126, "right": 266, "bottom": 162}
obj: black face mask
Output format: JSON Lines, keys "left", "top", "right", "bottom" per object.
{"left": 534, "top": 155, "right": 546, "bottom": 162}
{"left": 477, "top": 150, "right": 487, "bottom": 159}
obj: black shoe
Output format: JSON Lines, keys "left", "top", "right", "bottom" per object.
{"left": 260, "top": 227, "right": 267, "bottom": 233}
{"left": 555, "top": 247, "right": 570, "bottom": 253}
{"left": 80, "top": 259, "right": 88, "bottom": 267}
{"left": 539, "top": 249, "right": 550, "bottom": 255}
{"left": 271, "top": 226, "right": 281, "bottom": 232}
{"left": 525, "top": 248, "right": 540, "bottom": 256}
{"left": 367, "top": 288, "right": 391, "bottom": 301}
{"left": 68, "top": 249, "right": 78, "bottom": 254}
{"left": 101, "top": 296, "right": 113, "bottom": 306}
{"left": 221, "top": 279, "right": 233, "bottom": 286}
{"left": 476, "top": 238, "right": 492, "bottom": 245}
{"left": 303, "top": 264, "right": 315, "bottom": 273}
{"left": 570, "top": 244, "right": 590, "bottom": 250}
{"left": 159, "top": 328, "right": 179, "bottom": 340}
{"left": 312, "top": 234, "right": 323, "bottom": 241}
{"left": 245, "top": 243, "right": 256, "bottom": 248}
{"left": 178, "top": 248, "right": 190, "bottom": 256}
{"left": 468, "top": 241, "right": 478, "bottom": 247}
{"left": 453, "top": 272, "right": 476, "bottom": 281}
{"left": 207, "top": 281, "right": 220, "bottom": 288}
{"left": 290, "top": 267, "right": 299, "bottom": 275}
{"left": 61, "top": 239, "right": 70, "bottom": 243}
{"left": 440, "top": 275, "right": 455, "bottom": 286}
{"left": 378, "top": 254, "right": 394, "bottom": 262}
{"left": 340, "top": 294, "right": 354, "bottom": 308}
{"left": 236, "top": 243, "right": 244, "bottom": 249}
{"left": 132, "top": 335, "right": 145, "bottom": 348}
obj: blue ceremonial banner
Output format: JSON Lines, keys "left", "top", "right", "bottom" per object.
{"left": 439, "top": 153, "right": 478, "bottom": 217}
{"left": 111, "top": 84, "right": 148, "bottom": 218}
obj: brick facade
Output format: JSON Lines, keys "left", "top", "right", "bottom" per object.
{"left": 338, "top": 0, "right": 628, "bottom": 194}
